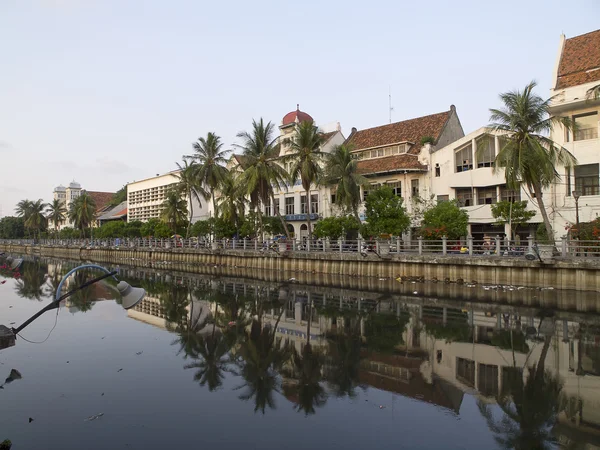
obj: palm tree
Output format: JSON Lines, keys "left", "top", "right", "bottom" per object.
{"left": 322, "top": 144, "right": 370, "bottom": 223}
{"left": 46, "top": 199, "right": 67, "bottom": 234}
{"left": 68, "top": 192, "right": 96, "bottom": 237}
{"left": 175, "top": 160, "right": 208, "bottom": 238}
{"left": 489, "top": 81, "right": 577, "bottom": 243}
{"left": 235, "top": 119, "right": 291, "bottom": 239}
{"left": 15, "top": 199, "right": 48, "bottom": 239}
{"left": 14, "top": 260, "right": 48, "bottom": 301}
{"left": 216, "top": 172, "right": 245, "bottom": 234}
{"left": 282, "top": 120, "right": 324, "bottom": 241}
{"left": 184, "top": 324, "right": 232, "bottom": 392}
{"left": 186, "top": 132, "right": 230, "bottom": 219}
{"left": 160, "top": 186, "right": 188, "bottom": 233}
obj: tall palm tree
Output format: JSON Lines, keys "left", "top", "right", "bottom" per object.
{"left": 160, "top": 186, "right": 188, "bottom": 232}
{"left": 46, "top": 199, "right": 67, "bottom": 233}
{"left": 216, "top": 172, "right": 245, "bottom": 234}
{"left": 15, "top": 199, "right": 48, "bottom": 239}
{"left": 186, "top": 132, "right": 230, "bottom": 219}
{"left": 175, "top": 160, "right": 208, "bottom": 238}
{"left": 235, "top": 119, "right": 290, "bottom": 238}
{"left": 322, "top": 144, "right": 370, "bottom": 223}
{"left": 68, "top": 192, "right": 97, "bottom": 238}
{"left": 489, "top": 81, "right": 576, "bottom": 243}
{"left": 282, "top": 120, "right": 324, "bottom": 241}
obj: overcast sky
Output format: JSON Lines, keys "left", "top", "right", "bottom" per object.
{"left": 1, "top": 0, "right": 599, "bottom": 216}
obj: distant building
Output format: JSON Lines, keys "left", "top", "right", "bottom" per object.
{"left": 126, "top": 171, "right": 210, "bottom": 223}
{"left": 97, "top": 201, "right": 127, "bottom": 226}
{"left": 51, "top": 181, "right": 114, "bottom": 230}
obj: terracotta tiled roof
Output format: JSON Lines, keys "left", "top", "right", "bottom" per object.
{"left": 319, "top": 130, "right": 337, "bottom": 144}
{"left": 357, "top": 154, "right": 427, "bottom": 175}
{"left": 346, "top": 110, "right": 452, "bottom": 156}
{"left": 87, "top": 191, "right": 115, "bottom": 212}
{"left": 556, "top": 29, "right": 600, "bottom": 89}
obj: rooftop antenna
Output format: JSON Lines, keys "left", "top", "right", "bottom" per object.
{"left": 388, "top": 86, "right": 394, "bottom": 124}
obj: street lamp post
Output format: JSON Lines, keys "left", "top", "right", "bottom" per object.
{"left": 572, "top": 190, "right": 581, "bottom": 237}
{"left": 7, "top": 264, "right": 145, "bottom": 338}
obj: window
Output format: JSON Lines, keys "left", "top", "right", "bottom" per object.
{"left": 264, "top": 202, "right": 271, "bottom": 216}
{"left": 455, "top": 188, "right": 473, "bottom": 207}
{"left": 388, "top": 182, "right": 402, "bottom": 197}
{"left": 476, "top": 137, "right": 495, "bottom": 168}
{"left": 478, "top": 363, "right": 499, "bottom": 397}
{"left": 363, "top": 188, "right": 369, "bottom": 201}
{"left": 477, "top": 187, "right": 497, "bottom": 205}
{"left": 285, "top": 197, "right": 294, "bottom": 215}
{"left": 370, "top": 150, "right": 378, "bottom": 158}
{"left": 435, "top": 164, "right": 440, "bottom": 177}
{"left": 398, "top": 143, "right": 408, "bottom": 154}
{"left": 274, "top": 198, "right": 280, "bottom": 215}
{"left": 500, "top": 185, "right": 521, "bottom": 202}
{"left": 311, "top": 194, "right": 319, "bottom": 214}
{"left": 437, "top": 195, "right": 449, "bottom": 202}
{"left": 455, "top": 144, "right": 473, "bottom": 172}
{"left": 411, "top": 179, "right": 419, "bottom": 197}
{"left": 300, "top": 195, "right": 307, "bottom": 214}
{"left": 574, "top": 112, "right": 598, "bottom": 141}
{"left": 566, "top": 167, "right": 571, "bottom": 196}
{"left": 384, "top": 147, "right": 393, "bottom": 156}
{"left": 575, "top": 163, "right": 600, "bottom": 196}
{"left": 377, "top": 148, "right": 384, "bottom": 157}
{"left": 331, "top": 194, "right": 336, "bottom": 204}
{"left": 456, "top": 357, "right": 475, "bottom": 387}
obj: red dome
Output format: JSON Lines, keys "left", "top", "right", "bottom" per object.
{"left": 282, "top": 105, "right": 313, "bottom": 126}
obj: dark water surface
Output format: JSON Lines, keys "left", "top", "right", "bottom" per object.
{"left": 1, "top": 257, "right": 599, "bottom": 449}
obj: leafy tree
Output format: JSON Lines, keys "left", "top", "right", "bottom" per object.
{"left": 491, "top": 200, "right": 535, "bottom": 240}
{"left": 313, "top": 216, "right": 360, "bottom": 240}
{"left": 262, "top": 216, "right": 285, "bottom": 236}
{"left": 0, "top": 216, "right": 25, "bottom": 239}
{"left": 175, "top": 159, "right": 208, "bottom": 238}
{"left": 282, "top": 120, "right": 324, "bottom": 241}
{"left": 96, "top": 221, "right": 126, "bottom": 238}
{"left": 190, "top": 219, "right": 213, "bottom": 238}
{"left": 216, "top": 172, "right": 245, "bottom": 234}
{"left": 420, "top": 199, "right": 468, "bottom": 240}
{"left": 321, "top": 144, "right": 370, "bottom": 222}
{"left": 68, "top": 192, "right": 97, "bottom": 237}
{"left": 46, "top": 199, "right": 67, "bottom": 232}
{"left": 15, "top": 199, "right": 48, "bottom": 239}
{"left": 235, "top": 118, "right": 290, "bottom": 238}
{"left": 108, "top": 185, "right": 127, "bottom": 207}
{"left": 124, "top": 220, "right": 143, "bottom": 237}
{"left": 154, "top": 221, "right": 172, "bottom": 238}
{"left": 488, "top": 81, "right": 576, "bottom": 243}
{"left": 186, "top": 132, "right": 229, "bottom": 219}
{"left": 361, "top": 186, "right": 410, "bottom": 237}
{"left": 160, "top": 186, "right": 188, "bottom": 232}
{"left": 140, "top": 218, "right": 160, "bottom": 237}
{"left": 58, "top": 227, "right": 81, "bottom": 239}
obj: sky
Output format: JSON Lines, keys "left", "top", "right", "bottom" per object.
{"left": 0, "top": 0, "right": 599, "bottom": 216}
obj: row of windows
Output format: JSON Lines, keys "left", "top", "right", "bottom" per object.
{"left": 264, "top": 194, "right": 319, "bottom": 216}
{"left": 355, "top": 144, "right": 409, "bottom": 160}
{"left": 362, "top": 180, "right": 419, "bottom": 201}
{"left": 454, "top": 137, "right": 498, "bottom": 173}
{"left": 452, "top": 185, "right": 521, "bottom": 207}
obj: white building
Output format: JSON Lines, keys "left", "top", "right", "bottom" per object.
{"left": 548, "top": 29, "right": 600, "bottom": 234}
{"left": 51, "top": 181, "right": 114, "bottom": 230}
{"left": 126, "top": 171, "right": 210, "bottom": 223}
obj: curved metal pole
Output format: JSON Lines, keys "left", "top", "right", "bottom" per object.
{"left": 55, "top": 264, "right": 119, "bottom": 301}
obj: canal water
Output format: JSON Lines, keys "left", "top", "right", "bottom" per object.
{"left": 1, "top": 257, "right": 599, "bottom": 449}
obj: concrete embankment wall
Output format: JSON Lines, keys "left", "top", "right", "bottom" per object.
{"left": 2, "top": 243, "right": 600, "bottom": 292}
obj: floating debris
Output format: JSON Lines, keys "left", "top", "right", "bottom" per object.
{"left": 84, "top": 413, "right": 104, "bottom": 422}
{"left": 135, "top": 351, "right": 143, "bottom": 356}
{"left": 117, "top": 368, "right": 123, "bottom": 372}
{"left": 28, "top": 418, "right": 33, "bottom": 423}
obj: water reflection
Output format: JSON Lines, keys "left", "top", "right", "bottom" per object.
{"left": 5, "top": 257, "right": 600, "bottom": 448}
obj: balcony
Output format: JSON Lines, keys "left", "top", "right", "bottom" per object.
{"left": 285, "top": 213, "right": 319, "bottom": 221}
{"left": 574, "top": 128, "right": 598, "bottom": 141}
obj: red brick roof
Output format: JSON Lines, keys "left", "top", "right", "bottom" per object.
{"left": 319, "top": 130, "right": 337, "bottom": 144}
{"left": 346, "top": 109, "right": 452, "bottom": 156}
{"left": 556, "top": 29, "right": 600, "bottom": 89}
{"left": 87, "top": 191, "right": 115, "bottom": 212}
{"left": 357, "top": 154, "right": 427, "bottom": 175}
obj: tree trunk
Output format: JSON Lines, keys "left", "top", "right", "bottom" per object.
{"left": 532, "top": 182, "right": 555, "bottom": 245}
{"left": 535, "top": 333, "right": 553, "bottom": 382}
{"left": 305, "top": 188, "right": 313, "bottom": 242}
{"left": 186, "top": 192, "right": 193, "bottom": 238}
{"left": 212, "top": 191, "right": 218, "bottom": 220}
{"left": 270, "top": 191, "right": 290, "bottom": 239}
{"left": 257, "top": 203, "right": 264, "bottom": 240}
{"left": 306, "top": 294, "right": 312, "bottom": 347}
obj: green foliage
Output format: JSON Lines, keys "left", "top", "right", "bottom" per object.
{"left": 262, "top": 216, "right": 285, "bottom": 236}
{"left": 125, "top": 220, "right": 143, "bottom": 237}
{"left": 58, "top": 227, "right": 81, "bottom": 239}
{"left": 190, "top": 219, "right": 213, "bottom": 238}
{"left": 313, "top": 216, "right": 360, "bottom": 239}
{"left": 536, "top": 223, "right": 551, "bottom": 244}
{"left": 361, "top": 186, "right": 410, "bottom": 237}
{"left": 160, "top": 187, "right": 188, "bottom": 231}
{"left": 420, "top": 200, "right": 468, "bottom": 240}
{"left": 109, "top": 186, "right": 127, "bottom": 207}
{"left": 139, "top": 218, "right": 171, "bottom": 237}
{"left": 189, "top": 218, "right": 237, "bottom": 239}
{"left": 68, "top": 192, "right": 97, "bottom": 235}
{"left": 0, "top": 216, "right": 25, "bottom": 239}
{"left": 154, "top": 222, "right": 172, "bottom": 238}
{"left": 490, "top": 330, "right": 530, "bottom": 353}
{"left": 15, "top": 199, "right": 48, "bottom": 238}
{"left": 420, "top": 135, "right": 435, "bottom": 145}
{"left": 491, "top": 201, "right": 535, "bottom": 235}
{"left": 425, "top": 321, "right": 471, "bottom": 343}
{"left": 569, "top": 217, "right": 600, "bottom": 240}
{"left": 95, "top": 221, "right": 126, "bottom": 238}
{"left": 46, "top": 199, "right": 67, "bottom": 230}
{"left": 364, "top": 312, "right": 409, "bottom": 352}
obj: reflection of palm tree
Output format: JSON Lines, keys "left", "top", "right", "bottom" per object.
{"left": 324, "top": 332, "right": 363, "bottom": 399}
{"left": 14, "top": 260, "right": 48, "bottom": 301}
{"left": 478, "top": 332, "right": 562, "bottom": 449}
{"left": 235, "top": 311, "right": 291, "bottom": 414}
{"left": 284, "top": 344, "right": 327, "bottom": 416}
{"left": 184, "top": 324, "right": 231, "bottom": 391}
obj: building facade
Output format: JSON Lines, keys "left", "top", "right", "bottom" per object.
{"left": 51, "top": 181, "right": 114, "bottom": 230}
{"left": 126, "top": 171, "right": 210, "bottom": 224}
